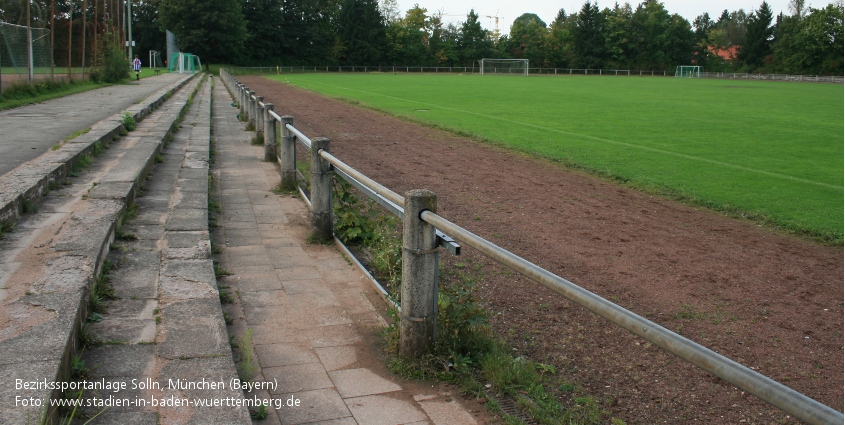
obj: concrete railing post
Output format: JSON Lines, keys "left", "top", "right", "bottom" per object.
{"left": 399, "top": 189, "right": 438, "bottom": 358}
{"left": 239, "top": 85, "right": 247, "bottom": 118}
{"left": 279, "top": 116, "right": 296, "bottom": 191}
{"left": 235, "top": 83, "right": 240, "bottom": 108}
{"left": 243, "top": 88, "right": 249, "bottom": 120}
{"left": 263, "top": 104, "right": 276, "bottom": 162}
{"left": 309, "top": 137, "right": 332, "bottom": 242}
{"left": 255, "top": 96, "right": 265, "bottom": 141}
{"left": 236, "top": 83, "right": 241, "bottom": 109}
{"left": 248, "top": 90, "right": 256, "bottom": 124}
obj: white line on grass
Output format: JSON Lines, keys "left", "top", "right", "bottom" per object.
{"left": 301, "top": 80, "right": 842, "bottom": 191}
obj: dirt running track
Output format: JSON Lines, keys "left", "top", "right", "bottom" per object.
{"left": 240, "top": 75, "right": 843, "bottom": 424}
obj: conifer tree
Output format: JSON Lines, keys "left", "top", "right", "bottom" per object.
{"left": 159, "top": 0, "right": 247, "bottom": 63}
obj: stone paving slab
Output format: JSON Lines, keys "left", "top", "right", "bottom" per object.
{"left": 214, "top": 73, "right": 483, "bottom": 425}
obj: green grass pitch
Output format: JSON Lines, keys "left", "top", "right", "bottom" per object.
{"left": 268, "top": 73, "right": 843, "bottom": 243}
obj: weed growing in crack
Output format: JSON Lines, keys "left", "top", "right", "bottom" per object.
{"left": 0, "top": 221, "right": 14, "bottom": 239}
{"left": 70, "top": 355, "right": 90, "bottom": 380}
{"left": 237, "top": 329, "right": 256, "bottom": 382}
{"left": 21, "top": 199, "right": 38, "bottom": 214}
{"left": 122, "top": 112, "right": 136, "bottom": 131}
{"left": 250, "top": 404, "right": 268, "bottom": 420}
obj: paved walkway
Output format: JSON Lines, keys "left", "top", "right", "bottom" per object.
{"left": 0, "top": 73, "right": 187, "bottom": 176}
{"left": 212, "top": 79, "right": 480, "bottom": 424}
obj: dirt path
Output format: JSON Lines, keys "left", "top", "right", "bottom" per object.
{"left": 241, "top": 75, "right": 843, "bottom": 424}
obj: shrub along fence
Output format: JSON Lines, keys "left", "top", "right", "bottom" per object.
{"left": 220, "top": 68, "right": 843, "bottom": 425}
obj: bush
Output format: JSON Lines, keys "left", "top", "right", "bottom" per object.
{"left": 90, "top": 43, "right": 129, "bottom": 83}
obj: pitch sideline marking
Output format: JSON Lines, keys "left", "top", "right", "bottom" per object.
{"left": 297, "top": 79, "right": 842, "bottom": 191}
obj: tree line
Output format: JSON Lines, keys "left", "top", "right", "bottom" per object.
{"left": 3, "top": 0, "right": 842, "bottom": 75}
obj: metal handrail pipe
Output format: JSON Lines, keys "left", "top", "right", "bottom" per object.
{"left": 419, "top": 210, "right": 843, "bottom": 425}
{"left": 269, "top": 110, "right": 282, "bottom": 122}
{"left": 285, "top": 123, "right": 312, "bottom": 149}
{"left": 317, "top": 149, "right": 404, "bottom": 207}
{"left": 334, "top": 167, "right": 404, "bottom": 218}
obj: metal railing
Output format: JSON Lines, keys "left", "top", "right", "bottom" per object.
{"left": 229, "top": 65, "right": 843, "bottom": 83}
{"left": 219, "top": 68, "right": 843, "bottom": 425}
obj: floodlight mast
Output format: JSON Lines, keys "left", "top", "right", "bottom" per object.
{"left": 127, "top": 0, "right": 133, "bottom": 59}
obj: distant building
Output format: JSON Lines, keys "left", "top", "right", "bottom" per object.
{"left": 708, "top": 46, "right": 740, "bottom": 61}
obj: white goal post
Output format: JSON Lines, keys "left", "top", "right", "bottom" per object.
{"left": 479, "top": 58, "right": 529, "bottom": 76}
{"left": 675, "top": 65, "right": 701, "bottom": 78}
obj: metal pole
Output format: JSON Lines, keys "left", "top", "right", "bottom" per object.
{"left": 309, "top": 137, "right": 332, "bottom": 242}
{"left": 280, "top": 116, "right": 296, "bottom": 191}
{"left": 127, "top": 0, "right": 132, "bottom": 60}
{"left": 93, "top": 0, "right": 97, "bottom": 67}
{"left": 68, "top": 0, "right": 73, "bottom": 81}
{"left": 81, "top": 0, "right": 87, "bottom": 79}
{"left": 27, "top": 0, "right": 33, "bottom": 84}
{"left": 50, "top": 0, "right": 55, "bottom": 80}
{"left": 263, "top": 103, "right": 276, "bottom": 162}
{"left": 400, "top": 189, "right": 438, "bottom": 358}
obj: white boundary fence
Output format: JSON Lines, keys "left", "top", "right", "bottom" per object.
{"left": 220, "top": 68, "right": 844, "bottom": 425}
{"left": 229, "top": 65, "right": 843, "bottom": 83}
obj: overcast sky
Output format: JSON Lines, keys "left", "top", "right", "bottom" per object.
{"left": 393, "top": 0, "right": 797, "bottom": 35}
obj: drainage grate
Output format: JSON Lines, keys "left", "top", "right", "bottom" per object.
{"left": 485, "top": 390, "right": 541, "bottom": 425}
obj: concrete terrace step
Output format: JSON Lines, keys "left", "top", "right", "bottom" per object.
{"left": 0, "top": 74, "right": 240, "bottom": 424}
{"left": 0, "top": 74, "right": 194, "bottom": 227}
{"left": 77, "top": 76, "right": 250, "bottom": 424}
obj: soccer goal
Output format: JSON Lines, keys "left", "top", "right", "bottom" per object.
{"left": 675, "top": 65, "right": 701, "bottom": 78}
{"left": 168, "top": 52, "right": 201, "bottom": 74}
{"left": 149, "top": 50, "right": 165, "bottom": 70}
{"left": 479, "top": 58, "right": 529, "bottom": 76}
{"left": 0, "top": 20, "right": 51, "bottom": 84}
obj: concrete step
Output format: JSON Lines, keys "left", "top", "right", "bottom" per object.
{"left": 0, "top": 74, "right": 233, "bottom": 424}
{"left": 75, "top": 76, "right": 250, "bottom": 424}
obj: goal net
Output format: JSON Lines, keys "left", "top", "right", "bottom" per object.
{"left": 675, "top": 65, "right": 701, "bottom": 78}
{"left": 479, "top": 58, "right": 528, "bottom": 76}
{"left": 0, "top": 21, "right": 52, "bottom": 83}
{"left": 168, "top": 52, "right": 202, "bottom": 74}
{"left": 149, "top": 50, "right": 165, "bottom": 69}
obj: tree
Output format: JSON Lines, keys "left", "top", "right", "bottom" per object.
{"left": 379, "top": 0, "right": 400, "bottom": 23}
{"left": 240, "top": 0, "right": 284, "bottom": 64}
{"left": 572, "top": 1, "right": 608, "bottom": 69}
{"left": 428, "top": 13, "right": 458, "bottom": 65}
{"left": 133, "top": 0, "right": 166, "bottom": 63}
{"left": 337, "top": 0, "right": 387, "bottom": 65}
{"left": 739, "top": 1, "right": 774, "bottom": 69}
{"left": 546, "top": 8, "right": 573, "bottom": 67}
{"left": 159, "top": 0, "right": 247, "bottom": 63}
{"left": 604, "top": 2, "right": 633, "bottom": 69}
{"left": 772, "top": 3, "right": 843, "bottom": 74}
{"left": 274, "top": 0, "right": 342, "bottom": 66}
{"left": 457, "top": 9, "right": 493, "bottom": 66}
{"left": 386, "top": 5, "right": 430, "bottom": 66}
{"left": 508, "top": 13, "right": 548, "bottom": 66}
{"left": 789, "top": 0, "right": 808, "bottom": 18}
{"left": 692, "top": 12, "right": 717, "bottom": 68}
